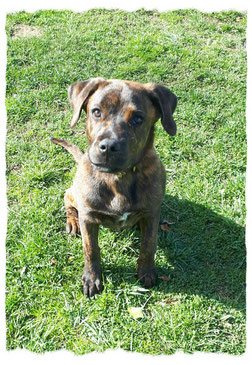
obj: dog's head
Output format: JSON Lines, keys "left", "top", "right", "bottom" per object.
{"left": 68, "top": 78, "right": 177, "bottom": 173}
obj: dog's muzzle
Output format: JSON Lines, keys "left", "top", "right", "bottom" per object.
{"left": 88, "top": 138, "right": 128, "bottom": 173}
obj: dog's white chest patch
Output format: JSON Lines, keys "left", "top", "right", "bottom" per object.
{"left": 118, "top": 212, "right": 131, "bottom": 227}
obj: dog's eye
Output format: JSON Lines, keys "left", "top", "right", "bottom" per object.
{"left": 131, "top": 115, "right": 143, "bottom": 126}
{"left": 92, "top": 108, "right": 102, "bottom": 119}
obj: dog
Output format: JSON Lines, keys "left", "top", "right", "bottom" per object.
{"left": 51, "top": 78, "right": 177, "bottom": 298}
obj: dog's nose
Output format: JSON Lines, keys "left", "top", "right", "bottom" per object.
{"left": 99, "top": 139, "right": 120, "bottom": 154}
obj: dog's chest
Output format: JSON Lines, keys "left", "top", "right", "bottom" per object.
{"left": 108, "top": 209, "right": 144, "bottom": 229}
{"left": 97, "top": 194, "right": 141, "bottom": 229}
{"left": 84, "top": 178, "right": 144, "bottom": 229}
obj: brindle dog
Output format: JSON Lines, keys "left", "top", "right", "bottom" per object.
{"left": 51, "top": 78, "right": 177, "bottom": 297}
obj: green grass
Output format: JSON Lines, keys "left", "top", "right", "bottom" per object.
{"left": 5, "top": 9, "right": 246, "bottom": 354}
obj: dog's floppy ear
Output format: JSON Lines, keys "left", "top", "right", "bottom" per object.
{"left": 145, "top": 83, "right": 177, "bottom": 136}
{"left": 68, "top": 77, "right": 105, "bottom": 128}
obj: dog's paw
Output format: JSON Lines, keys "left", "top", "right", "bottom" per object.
{"left": 138, "top": 267, "right": 158, "bottom": 288}
{"left": 82, "top": 264, "right": 103, "bottom": 298}
{"left": 66, "top": 216, "right": 80, "bottom": 235}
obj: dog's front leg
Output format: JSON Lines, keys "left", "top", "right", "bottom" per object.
{"left": 137, "top": 212, "right": 160, "bottom": 288}
{"left": 79, "top": 218, "right": 103, "bottom": 297}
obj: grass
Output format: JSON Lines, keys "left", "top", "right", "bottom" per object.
{"left": 5, "top": 9, "right": 246, "bottom": 354}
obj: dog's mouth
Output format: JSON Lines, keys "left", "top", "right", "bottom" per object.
{"left": 91, "top": 162, "right": 121, "bottom": 173}
{"left": 88, "top": 145, "right": 131, "bottom": 174}
{"left": 90, "top": 161, "right": 128, "bottom": 174}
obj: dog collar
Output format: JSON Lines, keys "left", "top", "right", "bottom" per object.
{"left": 116, "top": 166, "right": 136, "bottom": 178}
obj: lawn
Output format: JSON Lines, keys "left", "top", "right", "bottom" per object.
{"left": 5, "top": 9, "right": 246, "bottom": 354}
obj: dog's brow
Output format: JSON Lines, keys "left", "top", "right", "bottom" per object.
{"left": 93, "top": 83, "right": 135, "bottom": 112}
{"left": 124, "top": 105, "right": 144, "bottom": 121}
{"left": 124, "top": 106, "right": 135, "bottom": 121}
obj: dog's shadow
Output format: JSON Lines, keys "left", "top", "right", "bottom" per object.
{"left": 106, "top": 194, "right": 246, "bottom": 312}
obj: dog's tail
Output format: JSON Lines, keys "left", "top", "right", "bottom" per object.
{"left": 50, "top": 138, "right": 83, "bottom": 164}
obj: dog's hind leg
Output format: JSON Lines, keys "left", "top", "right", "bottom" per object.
{"left": 64, "top": 188, "right": 80, "bottom": 235}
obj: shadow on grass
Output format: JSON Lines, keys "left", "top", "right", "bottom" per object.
{"left": 105, "top": 194, "right": 246, "bottom": 312}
